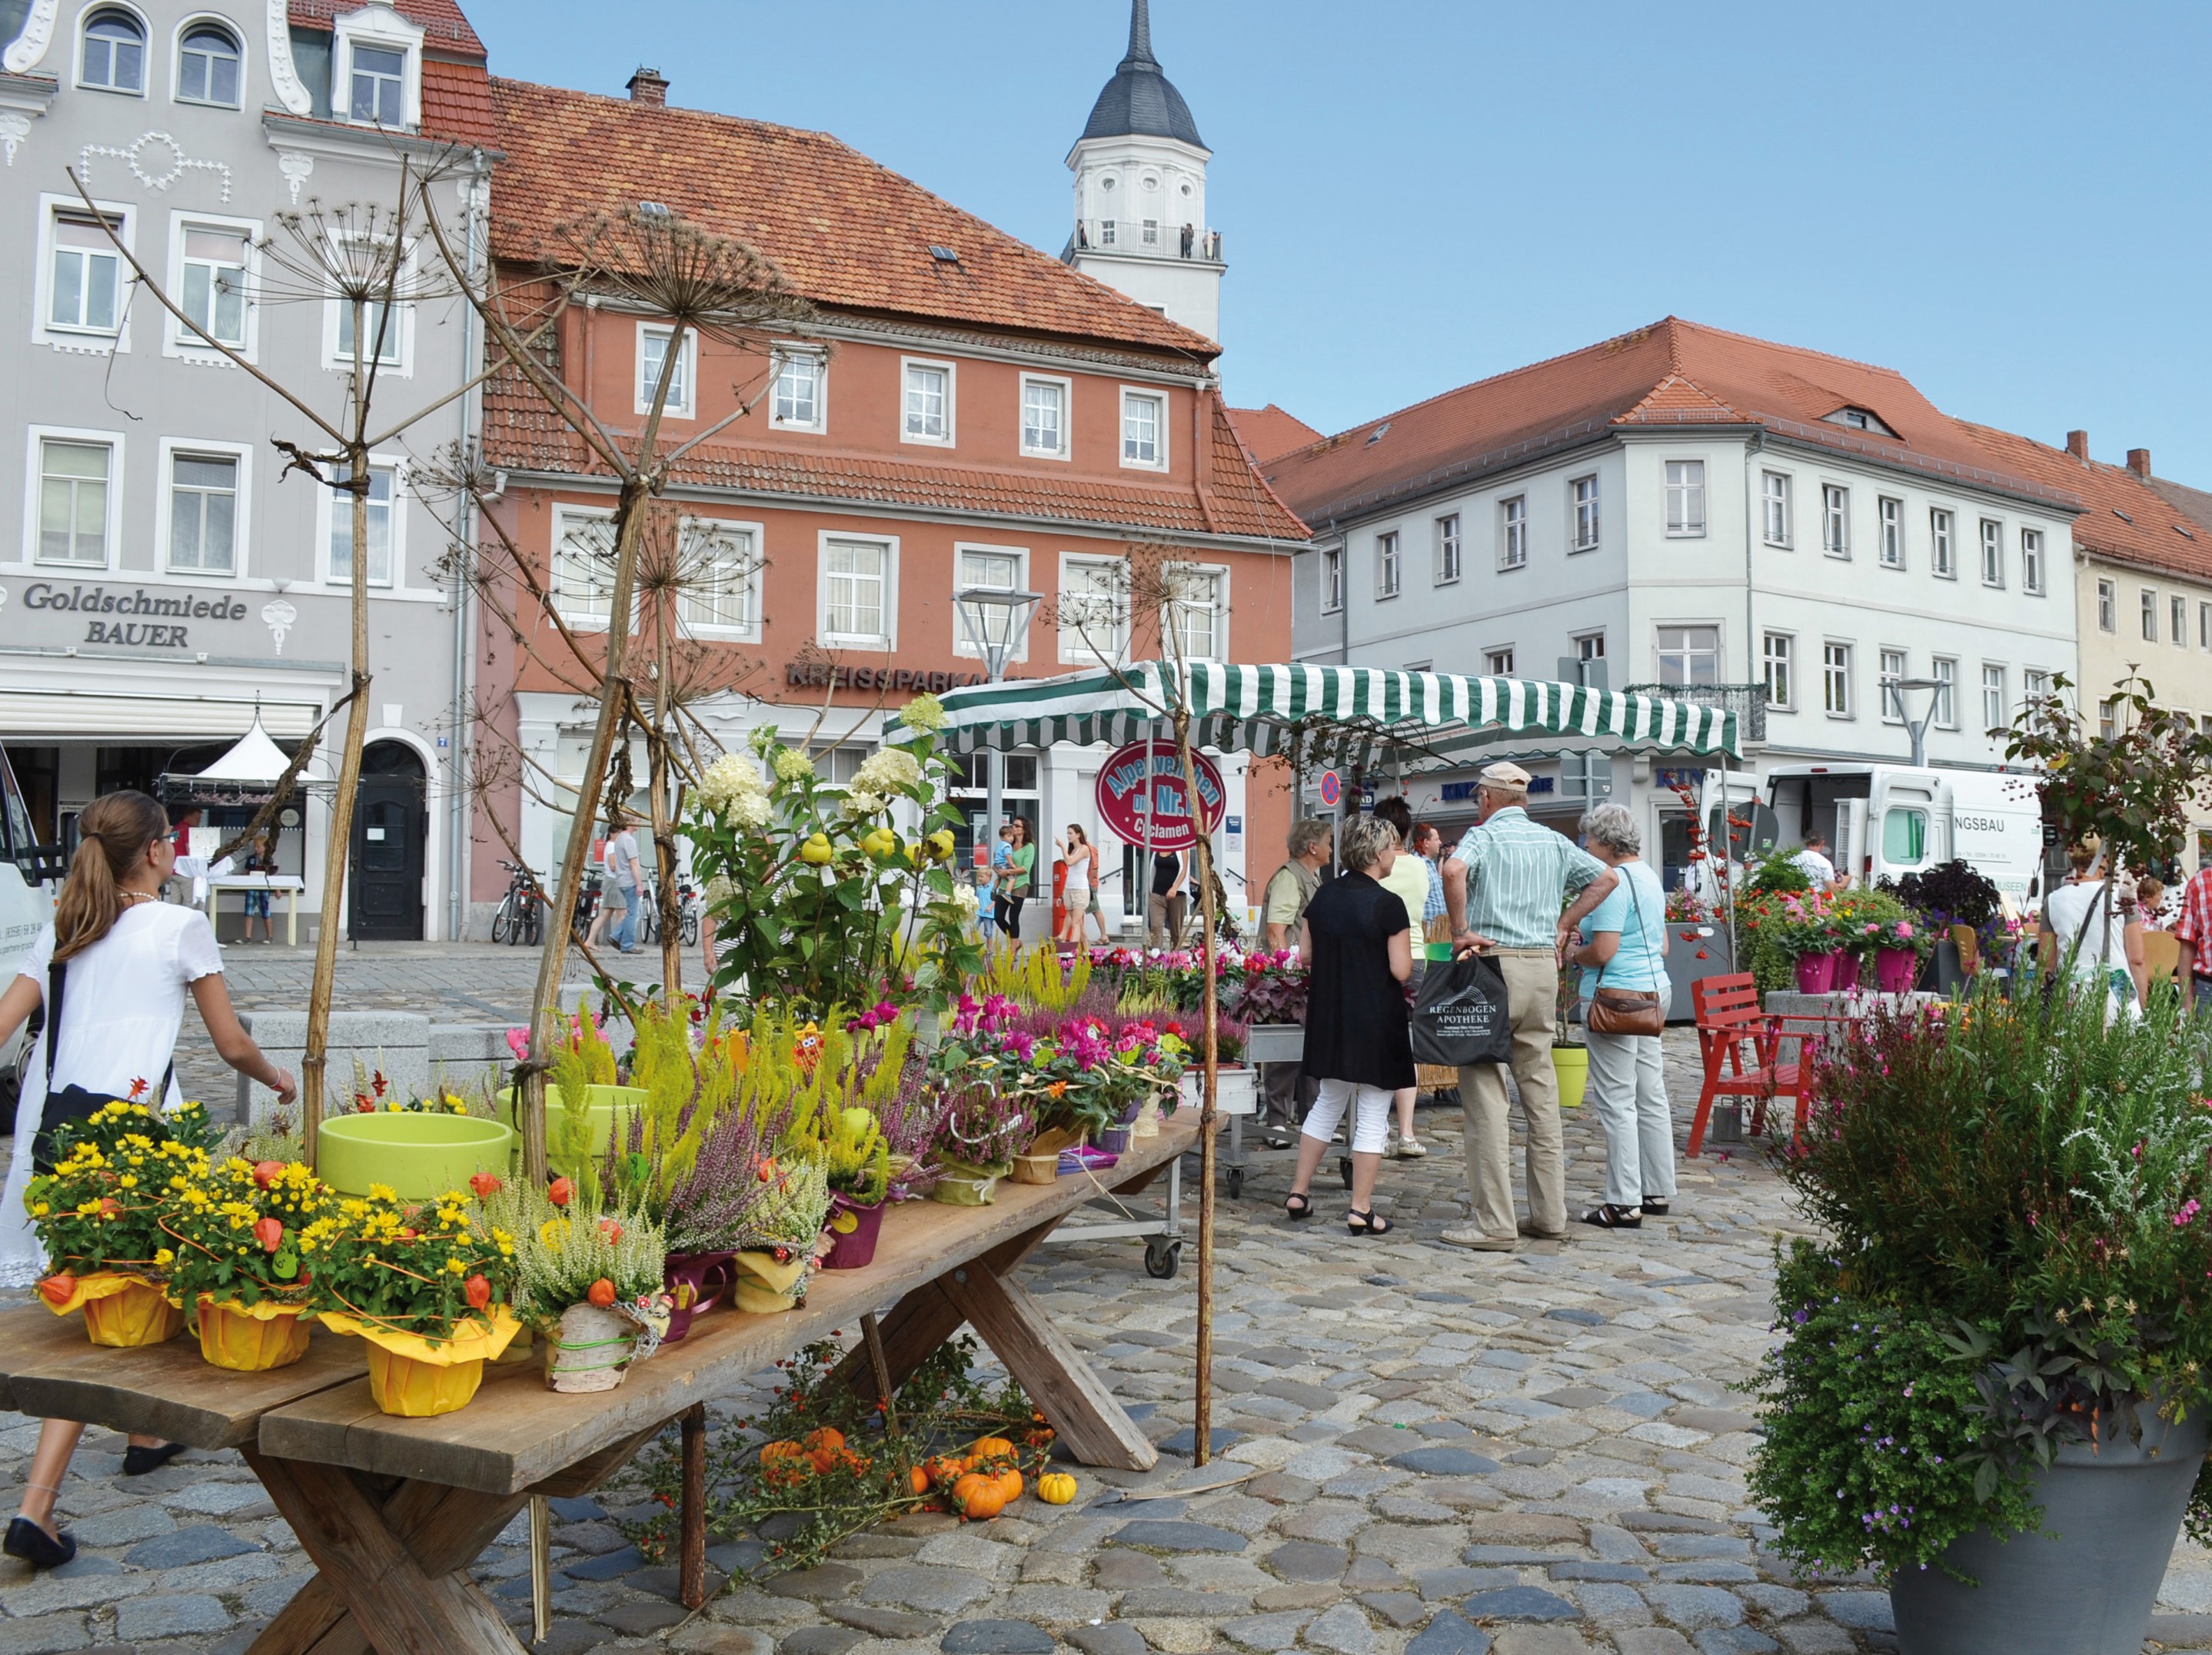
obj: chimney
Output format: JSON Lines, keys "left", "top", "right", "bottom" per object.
{"left": 2065, "top": 430, "right": 2089, "bottom": 460}
{"left": 2128, "top": 447, "right": 2153, "bottom": 478}
{"left": 626, "top": 66, "right": 667, "bottom": 105}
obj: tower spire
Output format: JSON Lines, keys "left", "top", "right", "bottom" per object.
{"left": 1125, "top": 0, "right": 1156, "bottom": 67}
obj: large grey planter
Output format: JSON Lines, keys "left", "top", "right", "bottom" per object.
{"left": 1663, "top": 928, "right": 1734, "bottom": 1022}
{"left": 1244, "top": 1023, "right": 1305, "bottom": 1063}
{"left": 1889, "top": 1397, "right": 2208, "bottom": 1653}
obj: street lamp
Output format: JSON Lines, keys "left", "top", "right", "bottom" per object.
{"left": 954, "top": 587, "right": 1043, "bottom": 886}
{"left": 1892, "top": 676, "right": 1945, "bottom": 767}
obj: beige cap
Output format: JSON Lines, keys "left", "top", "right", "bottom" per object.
{"left": 1479, "top": 761, "right": 1533, "bottom": 788}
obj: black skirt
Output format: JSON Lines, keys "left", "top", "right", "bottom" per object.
{"left": 1299, "top": 869, "right": 1415, "bottom": 1090}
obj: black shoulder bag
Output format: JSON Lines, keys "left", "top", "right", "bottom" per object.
{"left": 32, "top": 955, "right": 172, "bottom": 1174}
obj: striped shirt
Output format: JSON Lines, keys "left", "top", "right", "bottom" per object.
{"left": 2174, "top": 869, "right": 2212, "bottom": 978}
{"left": 1450, "top": 806, "right": 1608, "bottom": 949}
{"left": 1421, "top": 855, "right": 1446, "bottom": 926}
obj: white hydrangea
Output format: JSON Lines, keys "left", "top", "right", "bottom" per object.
{"left": 898, "top": 693, "right": 947, "bottom": 733}
{"left": 724, "top": 791, "right": 773, "bottom": 829}
{"left": 851, "top": 747, "right": 922, "bottom": 796}
{"left": 842, "top": 789, "right": 887, "bottom": 818}
{"left": 772, "top": 748, "right": 815, "bottom": 784}
{"left": 696, "top": 753, "right": 767, "bottom": 813}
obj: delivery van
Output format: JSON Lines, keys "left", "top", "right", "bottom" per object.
{"left": 0, "top": 748, "right": 58, "bottom": 1103}
{"left": 1760, "top": 764, "right": 2044, "bottom": 900}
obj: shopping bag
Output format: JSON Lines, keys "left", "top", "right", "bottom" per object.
{"left": 1409, "top": 951, "right": 1514, "bottom": 1067}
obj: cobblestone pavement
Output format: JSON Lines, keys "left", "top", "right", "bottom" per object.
{"left": 6, "top": 974, "right": 2212, "bottom": 1653}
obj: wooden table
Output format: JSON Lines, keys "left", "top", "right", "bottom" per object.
{"left": 201, "top": 874, "right": 308, "bottom": 946}
{"left": 0, "top": 1115, "right": 1202, "bottom": 1655}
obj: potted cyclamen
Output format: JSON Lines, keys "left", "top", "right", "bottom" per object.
{"left": 25, "top": 1098, "right": 218, "bottom": 1347}
{"left": 159, "top": 1155, "right": 331, "bottom": 1371}
{"left": 1748, "top": 986, "right": 2212, "bottom": 1653}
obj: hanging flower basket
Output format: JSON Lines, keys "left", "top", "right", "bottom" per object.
{"left": 195, "top": 1297, "right": 312, "bottom": 1372}
{"left": 39, "top": 1271, "right": 183, "bottom": 1348}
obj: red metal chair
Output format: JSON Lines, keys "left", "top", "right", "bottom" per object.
{"left": 1687, "top": 973, "right": 1808, "bottom": 1156}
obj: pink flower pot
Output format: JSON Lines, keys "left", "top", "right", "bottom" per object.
{"left": 661, "top": 1251, "right": 736, "bottom": 1342}
{"left": 823, "top": 1195, "right": 886, "bottom": 1271}
{"left": 1794, "top": 952, "right": 1837, "bottom": 993}
{"left": 1875, "top": 947, "right": 1920, "bottom": 994}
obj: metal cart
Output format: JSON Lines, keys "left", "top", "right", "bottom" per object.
{"left": 1046, "top": 1152, "right": 1186, "bottom": 1278}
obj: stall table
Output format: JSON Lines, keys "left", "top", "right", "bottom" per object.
{"left": 0, "top": 1114, "right": 1203, "bottom": 1655}
{"left": 201, "top": 873, "right": 308, "bottom": 946}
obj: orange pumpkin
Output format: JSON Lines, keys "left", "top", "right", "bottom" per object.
{"left": 922, "top": 1454, "right": 966, "bottom": 1488}
{"left": 908, "top": 1465, "right": 933, "bottom": 1496}
{"left": 803, "top": 1426, "right": 847, "bottom": 1472}
{"left": 958, "top": 1479, "right": 1009, "bottom": 1522}
{"left": 951, "top": 1471, "right": 989, "bottom": 1511}
{"left": 968, "top": 1435, "right": 1016, "bottom": 1462}
{"left": 760, "top": 1441, "right": 814, "bottom": 1487}
{"left": 993, "top": 1467, "right": 1023, "bottom": 1504}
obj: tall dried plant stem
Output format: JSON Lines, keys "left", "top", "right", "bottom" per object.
{"left": 651, "top": 607, "right": 684, "bottom": 1000}
{"left": 1170, "top": 687, "right": 1219, "bottom": 1467}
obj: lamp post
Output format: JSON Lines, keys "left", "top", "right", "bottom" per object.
{"left": 953, "top": 587, "right": 1042, "bottom": 897}
{"left": 1894, "top": 676, "right": 1945, "bottom": 768}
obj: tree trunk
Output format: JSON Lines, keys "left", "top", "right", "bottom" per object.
{"left": 651, "top": 605, "right": 682, "bottom": 1000}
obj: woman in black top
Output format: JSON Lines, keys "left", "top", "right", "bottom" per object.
{"left": 1286, "top": 813, "right": 1413, "bottom": 1234}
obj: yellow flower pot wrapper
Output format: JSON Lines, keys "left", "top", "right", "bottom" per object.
{"left": 365, "top": 1344, "right": 488, "bottom": 1416}
{"left": 196, "top": 1298, "right": 313, "bottom": 1371}
{"left": 730, "top": 1248, "right": 811, "bottom": 1314}
{"left": 37, "top": 1271, "right": 185, "bottom": 1347}
{"left": 317, "top": 1303, "right": 522, "bottom": 1367}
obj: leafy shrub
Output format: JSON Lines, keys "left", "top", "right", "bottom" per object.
{"left": 1888, "top": 860, "right": 2002, "bottom": 932}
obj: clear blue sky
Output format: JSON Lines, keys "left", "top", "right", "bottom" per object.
{"left": 470, "top": 1, "right": 2212, "bottom": 480}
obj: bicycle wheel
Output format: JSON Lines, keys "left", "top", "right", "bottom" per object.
{"left": 524, "top": 900, "right": 542, "bottom": 947}
{"left": 491, "top": 895, "right": 513, "bottom": 945}
{"left": 682, "top": 910, "right": 699, "bottom": 946}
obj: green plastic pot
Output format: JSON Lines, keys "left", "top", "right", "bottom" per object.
{"left": 495, "top": 1085, "right": 650, "bottom": 1154}
{"left": 1551, "top": 1044, "right": 1588, "bottom": 1109}
{"left": 315, "top": 1113, "right": 517, "bottom": 1201}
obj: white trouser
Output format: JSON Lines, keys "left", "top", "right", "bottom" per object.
{"left": 1583, "top": 979, "right": 1675, "bottom": 1207}
{"left": 1302, "top": 1078, "right": 1393, "bottom": 1155}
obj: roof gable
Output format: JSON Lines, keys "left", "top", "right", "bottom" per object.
{"left": 1963, "top": 422, "right": 2212, "bottom": 583}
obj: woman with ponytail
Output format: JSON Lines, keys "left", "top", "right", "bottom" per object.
{"left": 0, "top": 790, "right": 295, "bottom": 1569}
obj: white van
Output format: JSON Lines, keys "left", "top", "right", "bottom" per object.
{"left": 0, "top": 748, "right": 58, "bottom": 1098}
{"left": 1759, "top": 764, "right": 2044, "bottom": 899}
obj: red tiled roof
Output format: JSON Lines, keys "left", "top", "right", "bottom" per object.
{"left": 1265, "top": 317, "right": 2073, "bottom": 524}
{"left": 1961, "top": 424, "right": 2212, "bottom": 583}
{"left": 288, "top": 0, "right": 484, "bottom": 55}
{"left": 486, "top": 78, "right": 1217, "bottom": 359}
{"left": 481, "top": 375, "right": 1305, "bottom": 543}
{"left": 421, "top": 57, "right": 497, "bottom": 148}
{"left": 1226, "top": 404, "right": 1322, "bottom": 464}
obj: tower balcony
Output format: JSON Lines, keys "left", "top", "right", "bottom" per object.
{"left": 1066, "top": 219, "right": 1223, "bottom": 263}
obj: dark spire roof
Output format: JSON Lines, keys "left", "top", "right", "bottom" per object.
{"left": 1079, "top": 0, "right": 1205, "bottom": 150}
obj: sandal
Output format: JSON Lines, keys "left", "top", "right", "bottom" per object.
{"left": 123, "top": 1442, "right": 187, "bottom": 1477}
{"left": 1578, "top": 1203, "right": 1643, "bottom": 1230}
{"left": 1284, "top": 1191, "right": 1313, "bottom": 1221}
{"left": 1346, "top": 1210, "right": 1394, "bottom": 1236}
{"left": 1641, "top": 1198, "right": 1671, "bottom": 1216}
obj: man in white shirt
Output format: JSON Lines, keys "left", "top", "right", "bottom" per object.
{"left": 1791, "top": 832, "right": 1840, "bottom": 890}
{"left": 604, "top": 813, "right": 644, "bottom": 954}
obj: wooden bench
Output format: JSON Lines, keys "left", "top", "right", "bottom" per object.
{"left": 1686, "top": 973, "right": 1805, "bottom": 1157}
{"left": 0, "top": 1114, "right": 1203, "bottom": 1655}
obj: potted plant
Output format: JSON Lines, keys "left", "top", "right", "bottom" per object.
{"left": 1661, "top": 887, "right": 1731, "bottom": 1016}
{"left": 1748, "top": 986, "right": 2212, "bottom": 1650}
{"left": 1234, "top": 951, "right": 1308, "bottom": 1064}
{"left": 493, "top": 1181, "right": 670, "bottom": 1393}
{"left": 728, "top": 1152, "right": 832, "bottom": 1312}
{"left": 25, "top": 1098, "right": 218, "bottom": 1347}
{"left": 159, "top": 1155, "right": 331, "bottom": 1371}
{"left": 1550, "top": 967, "right": 1588, "bottom": 1109}
{"left": 314, "top": 1085, "right": 516, "bottom": 1201}
{"left": 930, "top": 1082, "right": 1026, "bottom": 1206}
{"left": 303, "top": 1179, "right": 521, "bottom": 1416}
{"left": 806, "top": 1105, "right": 890, "bottom": 1271}
{"left": 497, "top": 1002, "right": 649, "bottom": 1152}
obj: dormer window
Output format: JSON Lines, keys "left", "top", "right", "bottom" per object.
{"left": 351, "top": 45, "right": 404, "bottom": 123}
{"left": 1823, "top": 405, "right": 1894, "bottom": 437}
{"left": 80, "top": 9, "right": 146, "bottom": 94}
{"left": 178, "top": 22, "right": 242, "bottom": 106}
{"left": 331, "top": 5, "right": 424, "bottom": 131}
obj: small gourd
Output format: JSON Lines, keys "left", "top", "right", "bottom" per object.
{"left": 1036, "top": 1471, "right": 1078, "bottom": 1506}
{"left": 994, "top": 1467, "right": 1023, "bottom": 1503}
{"left": 958, "top": 1478, "right": 1010, "bottom": 1521}
{"left": 803, "top": 1427, "right": 847, "bottom": 1472}
{"left": 969, "top": 1435, "right": 1016, "bottom": 1462}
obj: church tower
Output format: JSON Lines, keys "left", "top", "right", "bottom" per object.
{"left": 1064, "top": 1, "right": 1223, "bottom": 342}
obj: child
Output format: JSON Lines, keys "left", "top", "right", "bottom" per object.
{"left": 973, "top": 860, "right": 997, "bottom": 941}
{"left": 241, "top": 830, "right": 277, "bottom": 944}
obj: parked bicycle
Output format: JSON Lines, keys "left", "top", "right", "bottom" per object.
{"left": 634, "top": 876, "right": 701, "bottom": 947}
{"left": 488, "top": 859, "right": 544, "bottom": 946}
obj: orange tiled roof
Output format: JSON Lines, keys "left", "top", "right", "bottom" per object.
{"left": 1961, "top": 424, "right": 2212, "bottom": 584}
{"left": 420, "top": 57, "right": 497, "bottom": 148}
{"left": 288, "top": 0, "right": 484, "bottom": 55}
{"left": 1227, "top": 404, "right": 1322, "bottom": 464}
{"left": 481, "top": 376, "right": 1305, "bottom": 544}
{"left": 1265, "top": 317, "right": 2076, "bottom": 525}
{"left": 486, "top": 78, "right": 1218, "bottom": 360}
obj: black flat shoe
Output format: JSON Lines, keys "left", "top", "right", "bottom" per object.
{"left": 122, "top": 1442, "right": 187, "bottom": 1476}
{"left": 1346, "top": 1209, "right": 1393, "bottom": 1235}
{"left": 1641, "top": 1199, "right": 1671, "bottom": 1216}
{"left": 4, "top": 1516, "right": 76, "bottom": 1570}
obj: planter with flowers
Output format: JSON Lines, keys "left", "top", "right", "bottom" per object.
{"left": 930, "top": 1082, "right": 1026, "bottom": 1207}
{"left": 25, "top": 1098, "right": 218, "bottom": 1347}
{"left": 302, "top": 1178, "right": 521, "bottom": 1416}
{"left": 802, "top": 1105, "right": 890, "bottom": 1271}
{"left": 315, "top": 1088, "right": 515, "bottom": 1202}
{"left": 1233, "top": 951, "right": 1309, "bottom": 1064}
{"left": 490, "top": 1180, "right": 670, "bottom": 1394}
{"left": 497, "top": 1005, "right": 648, "bottom": 1155}
{"left": 159, "top": 1156, "right": 332, "bottom": 1371}
{"left": 1662, "top": 889, "right": 1731, "bottom": 1019}
{"left": 727, "top": 1154, "right": 833, "bottom": 1312}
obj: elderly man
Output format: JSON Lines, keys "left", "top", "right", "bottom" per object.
{"left": 1259, "top": 818, "right": 1333, "bottom": 1147}
{"left": 1440, "top": 763, "right": 1618, "bottom": 1251}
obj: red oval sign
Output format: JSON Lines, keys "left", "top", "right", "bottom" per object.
{"left": 1094, "top": 739, "right": 1227, "bottom": 852}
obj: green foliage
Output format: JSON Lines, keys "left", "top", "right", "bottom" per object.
{"left": 984, "top": 945, "right": 1090, "bottom": 1012}
{"left": 300, "top": 1185, "right": 514, "bottom": 1344}
{"left": 1748, "top": 856, "right": 1811, "bottom": 896}
{"left": 2005, "top": 672, "right": 2212, "bottom": 876}
{"left": 792, "top": 1102, "right": 888, "bottom": 1205}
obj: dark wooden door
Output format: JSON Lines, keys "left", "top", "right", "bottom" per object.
{"left": 350, "top": 742, "right": 425, "bottom": 941}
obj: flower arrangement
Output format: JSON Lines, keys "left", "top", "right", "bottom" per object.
{"left": 1232, "top": 951, "right": 1309, "bottom": 1026}
{"left": 300, "top": 1181, "right": 517, "bottom": 1345}
{"left": 25, "top": 1099, "right": 218, "bottom": 1284}
{"left": 933, "top": 1081, "right": 1028, "bottom": 1176}
{"left": 158, "top": 1155, "right": 331, "bottom": 1318}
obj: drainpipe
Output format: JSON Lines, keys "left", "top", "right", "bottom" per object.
{"left": 447, "top": 153, "right": 487, "bottom": 942}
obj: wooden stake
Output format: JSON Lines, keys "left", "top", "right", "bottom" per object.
{"left": 680, "top": 1404, "right": 707, "bottom": 1610}
{"left": 862, "top": 1311, "right": 899, "bottom": 1435}
{"left": 529, "top": 1492, "right": 551, "bottom": 1643}
{"left": 1169, "top": 699, "right": 1217, "bottom": 1470}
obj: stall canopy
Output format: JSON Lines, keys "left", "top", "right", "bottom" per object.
{"left": 886, "top": 661, "right": 1742, "bottom": 767}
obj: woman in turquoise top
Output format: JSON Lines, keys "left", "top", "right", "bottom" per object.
{"left": 1565, "top": 802, "right": 1671, "bottom": 1230}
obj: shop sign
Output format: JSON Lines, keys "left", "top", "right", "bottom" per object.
{"left": 784, "top": 661, "right": 987, "bottom": 693}
{"left": 14, "top": 580, "right": 250, "bottom": 651}
{"left": 1094, "top": 739, "right": 1226, "bottom": 852}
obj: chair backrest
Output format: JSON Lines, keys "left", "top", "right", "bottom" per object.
{"left": 1693, "top": 972, "right": 1764, "bottom": 1028}
{"left": 2144, "top": 929, "right": 2181, "bottom": 983}
{"left": 1950, "top": 922, "right": 1979, "bottom": 975}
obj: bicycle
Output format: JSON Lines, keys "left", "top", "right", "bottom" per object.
{"left": 489, "top": 860, "right": 544, "bottom": 946}
{"left": 636, "top": 878, "right": 702, "bottom": 948}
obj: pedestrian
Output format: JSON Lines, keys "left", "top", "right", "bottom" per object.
{"left": 973, "top": 854, "right": 998, "bottom": 942}
{"left": 2173, "top": 857, "right": 2212, "bottom": 1012}
{"left": 1055, "top": 825, "right": 1099, "bottom": 947}
{"left": 998, "top": 819, "right": 1036, "bottom": 943}
{"left": 1413, "top": 822, "right": 1448, "bottom": 937}
{"left": 1257, "top": 819, "right": 1332, "bottom": 1148}
{"left": 989, "top": 824, "right": 1015, "bottom": 939}
{"left": 1439, "top": 761, "right": 1618, "bottom": 1251}
{"left": 1282, "top": 813, "right": 1412, "bottom": 1235}
{"left": 1791, "top": 832, "right": 1841, "bottom": 890}
{"left": 2044, "top": 839, "right": 2142, "bottom": 1017}
{"left": 1565, "top": 803, "right": 1672, "bottom": 1231}
{"left": 602, "top": 812, "right": 644, "bottom": 954}
{"left": 1369, "top": 797, "right": 1431, "bottom": 1159}
{"left": 1084, "top": 856, "right": 1113, "bottom": 945}
{"left": 1146, "top": 842, "right": 1186, "bottom": 949}
{"left": 241, "top": 829, "right": 277, "bottom": 945}
{"left": 0, "top": 791, "right": 297, "bottom": 1568}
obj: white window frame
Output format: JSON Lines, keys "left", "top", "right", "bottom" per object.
{"left": 1017, "top": 373, "right": 1071, "bottom": 460}
{"left": 173, "top": 14, "right": 246, "bottom": 108}
{"left": 318, "top": 454, "right": 405, "bottom": 591}
{"left": 1434, "top": 513, "right": 1461, "bottom": 584}
{"left": 2021, "top": 527, "right": 2044, "bottom": 596}
{"left": 767, "top": 345, "right": 826, "bottom": 433}
{"left": 1879, "top": 649, "right": 1907, "bottom": 723}
{"left": 332, "top": 3, "right": 424, "bottom": 130}
{"left": 1655, "top": 623, "right": 1722, "bottom": 686}
{"left": 76, "top": 4, "right": 149, "bottom": 96}
{"left": 636, "top": 323, "right": 695, "bottom": 419}
{"left": 1821, "top": 484, "right": 1850, "bottom": 558}
{"left": 155, "top": 436, "right": 251, "bottom": 578}
{"left": 675, "top": 515, "right": 764, "bottom": 642}
{"left": 1574, "top": 631, "right": 1606, "bottom": 664}
{"left": 951, "top": 543, "right": 1029, "bottom": 662}
{"left": 1320, "top": 545, "right": 1343, "bottom": 615}
{"left": 1119, "top": 387, "right": 1168, "bottom": 471}
{"left": 1664, "top": 460, "right": 1706, "bottom": 537}
{"left": 900, "top": 357, "right": 956, "bottom": 447}
{"left": 550, "top": 505, "right": 620, "bottom": 631}
{"left": 819, "top": 532, "right": 899, "bottom": 651}
{"left": 1823, "top": 641, "right": 1852, "bottom": 719}
{"left": 1930, "top": 507, "right": 1956, "bottom": 579}
{"left": 2201, "top": 601, "right": 2212, "bottom": 651}
{"left": 1163, "top": 561, "right": 1229, "bottom": 663}
{"left": 1484, "top": 647, "right": 1515, "bottom": 677}
{"left": 23, "top": 426, "right": 125, "bottom": 570}
{"left": 2097, "top": 578, "right": 2117, "bottom": 633}
{"left": 321, "top": 237, "right": 415, "bottom": 377}
{"left": 1981, "top": 663, "right": 2007, "bottom": 734}
{"left": 1877, "top": 495, "right": 1904, "bottom": 569}
{"left": 1761, "top": 630, "right": 1795, "bottom": 712}
{"left": 1569, "top": 473, "right": 1599, "bottom": 552}
{"left": 35, "top": 194, "right": 135, "bottom": 354}
{"left": 2143, "top": 587, "right": 2160, "bottom": 644}
{"left": 1761, "top": 471, "right": 1791, "bottom": 547}
{"left": 1499, "top": 494, "right": 1528, "bottom": 570}
{"left": 1059, "top": 551, "right": 1130, "bottom": 666}
{"left": 2024, "top": 667, "right": 2051, "bottom": 706}
{"left": 2176, "top": 593, "right": 2190, "bottom": 647}
{"left": 1980, "top": 518, "right": 2004, "bottom": 588}
{"left": 165, "top": 208, "right": 260, "bottom": 363}
{"left": 1375, "top": 530, "right": 1400, "bottom": 599}
{"left": 1931, "top": 656, "right": 1958, "bottom": 729}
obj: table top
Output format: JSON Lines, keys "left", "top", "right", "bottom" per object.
{"left": 204, "top": 875, "right": 307, "bottom": 890}
{"left": 0, "top": 1112, "right": 1202, "bottom": 1494}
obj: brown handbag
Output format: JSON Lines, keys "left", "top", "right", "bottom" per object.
{"left": 1585, "top": 872, "right": 1666, "bottom": 1037}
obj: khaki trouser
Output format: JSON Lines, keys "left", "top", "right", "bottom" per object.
{"left": 1147, "top": 891, "right": 1186, "bottom": 949}
{"left": 1456, "top": 949, "right": 1566, "bottom": 1238}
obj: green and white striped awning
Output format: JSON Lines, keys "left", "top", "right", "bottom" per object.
{"left": 885, "top": 661, "right": 1741, "bottom": 766}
